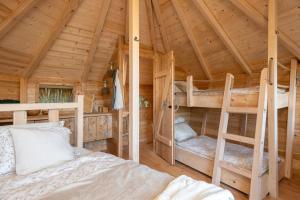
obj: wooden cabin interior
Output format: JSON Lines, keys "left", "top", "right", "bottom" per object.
{"left": 0, "top": 0, "right": 299, "bottom": 199}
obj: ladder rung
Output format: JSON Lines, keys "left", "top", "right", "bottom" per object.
{"left": 227, "top": 107, "right": 258, "bottom": 114}
{"left": 219, "top": 161, "right": 252, "bottom": 178}
{"left": 223, "top": 133, "right": 255, "bottom": 145}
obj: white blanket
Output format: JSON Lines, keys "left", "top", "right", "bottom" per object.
{"left": 154, "top": 175, "right": 234, "bottom": 200}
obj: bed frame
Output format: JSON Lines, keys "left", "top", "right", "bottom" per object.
{"left": 0, "top": 95, "right": 84, "bottom": 147}
{"left": 174, "top": 58, "right": 298, "bottom": 198}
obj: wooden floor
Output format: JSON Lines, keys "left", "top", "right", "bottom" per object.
{"left": 137, "top": 143, "right": 300, "bottom": 200}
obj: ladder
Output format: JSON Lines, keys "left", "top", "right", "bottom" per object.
{"left": 212, "top": 68, "right": 269, "bottom": 200}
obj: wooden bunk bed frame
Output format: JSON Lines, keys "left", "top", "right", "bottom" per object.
{"left": 174, "top": 58, "right": 298, "bottom": 198}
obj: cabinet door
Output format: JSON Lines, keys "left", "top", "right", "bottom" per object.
{"left": 83, "top": 117, "right": 89, "bottom": 142}
{"left": 106, "top": 115, "right": 112, "bottom": 138}
{"left": 96, "top": 116, "right": 106, "bottom": 140}
{"left": 88, "top": 117, "right": 97, "bottom": 142}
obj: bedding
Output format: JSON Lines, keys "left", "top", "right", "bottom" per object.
{"left": 174, "top": 122, "right": 197, "bottom": 142}
{"left": 176, "top": 135, "right": 272, "bottom": 173}
{"left": 155, "top": 175, "right": 234, "bottom": 200}
{"left": 0, "top": 150, "right": 172, "bottom": 200}
{"left": 10, "top": 128, "right": 74, "bottom": 175}
{"left": 0, "top": 122, "right": 65, "bottom": 175}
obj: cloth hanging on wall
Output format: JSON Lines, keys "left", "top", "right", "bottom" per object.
{"left": 112, "top": 69, "right": 124, "bottom": 110}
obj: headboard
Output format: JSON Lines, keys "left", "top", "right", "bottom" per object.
{"left": 0, "top": 95, "right": 84, "bottom": 148}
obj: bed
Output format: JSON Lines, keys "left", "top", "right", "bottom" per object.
{"left": 0, "top": 96, "right": 234, "bottom": 200}
{"left": 175, "top": 132, "right": 285, "bottom": 197}
{"left": 174, "top": 79, "right": 289, "bottom": 109}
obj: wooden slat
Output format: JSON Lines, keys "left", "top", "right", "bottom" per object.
{"left": 81, "top": 0, "right": 112, "bottom": 82}
{"left": 152, "top": 0, "right": 170, "bottom": 52}
{"left": 192, "top": 0, "right": 252, "bottom": 75}
{"left": 0, "top": 102, "right": 79, "bottom": 112}
{"left": 19, "top": 77, "right": 27, "bottom": 103}
{"left": 219, "top": 161, "right": 252, "bottom": 178}
{"left": 23, "top": 0, "right": 81, "bottom": 78}
{"left": 13, "top": 111, "right": 27, "bottom": 125}
{"left": 48, "top": 109, "right": 59, "bottom": 122}
{"left": 267, "top": 0, "right": 279, "bottom": 198}
{"left": 227, "top": 106, "right": 258, "bottom": 114}
{"left": 0, "top": 0, "right": 41, "bottom": 39}
{"left": 285, "top": 58, "right": 298, "bottom": 178}
{"left": 145, "top": 0, "right": 157, "bottom": 52}
{"left": 223, "top": 133, "right": 255, "bottom": 145}
{"left": 229, "top": 0, "right": 300, "bottom": 60}
{"left": 171, "top": 0, "right": 212, "bottom": 80}
{"left": 129, "top": 0, "right": 140, "bottom": 162}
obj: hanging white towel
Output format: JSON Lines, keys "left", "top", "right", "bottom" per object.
{"left": 113, "top": 70, "right": 124, "bottom": 110}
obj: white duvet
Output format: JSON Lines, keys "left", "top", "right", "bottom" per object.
{"left": 0, "top": 149, "right": 233, "bottom": 200}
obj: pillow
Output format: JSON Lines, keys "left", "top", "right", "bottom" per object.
{"left": 174, "top": 122, "right": 197, "bottom": 142}
{"left": 0, "top": 121, "right": 64, "bottom": 175}
{"left": 174, "top": 116, "right": 186, "bottom": 124}
{"left": 10, "top": 128, "right": 74, "bottom": 175}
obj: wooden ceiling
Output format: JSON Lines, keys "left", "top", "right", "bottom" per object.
{"left": 0, "top": 0, "right": 299, "bottom": 82}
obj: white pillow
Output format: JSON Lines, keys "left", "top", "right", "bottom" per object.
{"left": 10, "top": 128, "right": 74, "bottom": 175}
{"left": 0, "top": 121, "right": 65, "bottom": 175}
{"left": 174, "top": 117, "right": 186, "bottom": 124}
{"left": 174, "top": 122, "right": 197, "bottom": 142}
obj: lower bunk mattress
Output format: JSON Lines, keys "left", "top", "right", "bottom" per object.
{"left": 176, "top": 135, "right": 275, "bottom": 173}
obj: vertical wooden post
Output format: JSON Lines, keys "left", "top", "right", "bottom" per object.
{"left": 20, "top": 77, "right": 28, "bottom": 103}
{"left": 267, "top": 0, "right": 278, "bottom": 198}
{"left": 13, "top": 111, "right": 27, "bottom": 125}
{"left": 117, "top": 36, "right": 125, "bottom": 157}
{"left": 129, "top": 0, "right": 139, "bottom": 162}
{"left": 285, "top": 58, "right": 298, "bottom": 178}
{"left": 48, "top": 110, "right": 59, "bottom": 122}
{"left": 187, "top": 75, "right": 193, "bottom": 107}
{"left": 75, "top": 95, "right": 84, "bottom": 148}
{"left": 200, "top": 110, "right": 208, "bottom": 135}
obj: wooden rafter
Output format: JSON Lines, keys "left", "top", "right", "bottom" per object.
{"left": 229, "top": 0, "right": 300, "bottom": 60}
{"left": 192, "top": 0, "right": 252, "bottom": 75}
{"left": 81, "top": 0, "right": 112, "bottom": 82}
{"left": 152, "top": 0, "right": 170, "bottom": 53}
{"left": 171, "top": 0, "right": 212, "bottom": 80}
{"left": 23, "top": 0, "right": 81, "bottom": 79}
{"left": 0, "top": 0, "right": 41, "bottom": 40}
{"left": 145, "top": 0, "right": 157, "bottom": 52}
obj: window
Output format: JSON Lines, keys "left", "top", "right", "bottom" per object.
{"left": 39, "top": 86, "right": 73, "bottom": 103}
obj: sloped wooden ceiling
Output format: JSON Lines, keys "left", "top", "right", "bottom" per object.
{"left": 0, "top": 0, "right": 299, "bottom": 82}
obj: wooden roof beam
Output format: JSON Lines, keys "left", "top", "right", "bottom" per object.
{"left": 192, "top": 0, "right": 252, "bottom": 75}
{"left": 0, "top": 0, "right": 41, "bottom": 40}
{"left": 171, "top": 0, "right": 212, "bottom": 80}
{"left": 81, "top": 0, "right": 112, "bottom": 83}
{"left": 145, "top": 0, "right": 157, "bottom": 52}
{"left": 23, "top": 0, "right": 82, "bottom": 79}
{"left": 152, "top": 0, "right": 171, "bottom": 53}
{"left": 229, "top": 0, "right": 300, "bottom": 60}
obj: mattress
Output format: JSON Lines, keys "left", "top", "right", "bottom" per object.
{"left": 174, "top": 81, "right": 287, "bottom": 96}
{"left": 176, "top": 135, "right": 273, "bottom": 173}
{"left": 0, "top": 149, "right": 172, "bottom": 200}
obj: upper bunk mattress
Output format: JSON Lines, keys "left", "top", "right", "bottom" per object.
{"left": 176, "top": 135, "right": 274, "bottom": 173}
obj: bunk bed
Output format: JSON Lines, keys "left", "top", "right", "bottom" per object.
{"left": 173, "top": 59, "right": 298, "bottom": 198}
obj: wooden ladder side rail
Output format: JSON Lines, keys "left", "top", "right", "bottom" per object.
{"left": 249, "top": 68, "right": 268, "bottom": 200}
{"left": 211, "top": 73, "right": 234, "bottom": 185}
{"left": 285, "top": 58, "right": 298, "bottom": 178}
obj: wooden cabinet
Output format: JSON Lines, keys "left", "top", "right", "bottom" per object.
{"left": 57, "top": 114, "right": 112, "bottom": 144}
